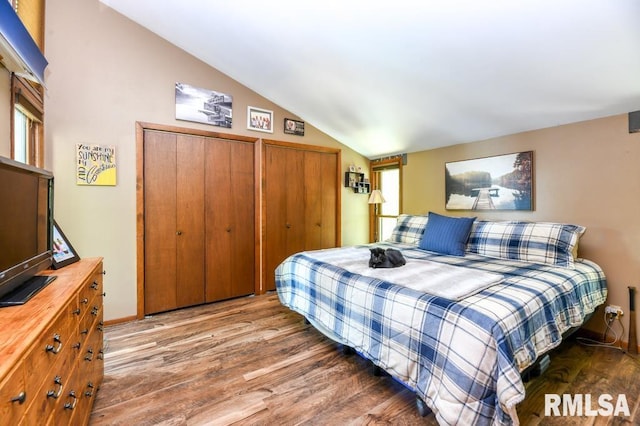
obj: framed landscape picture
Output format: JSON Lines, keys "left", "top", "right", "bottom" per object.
{"left": 445, "top": 151, "right": 533, "bottom": 211}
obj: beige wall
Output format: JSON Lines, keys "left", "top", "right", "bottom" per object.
{"left": 36, "top": 0, "right": 369, "bottom": 321}
{"left": 404, "top": 114, "right": 640, "bottom": 334}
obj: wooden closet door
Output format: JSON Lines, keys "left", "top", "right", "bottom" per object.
{"left": 263, "top": 144, "right": 339, "bottom": 291}
{"left": 144, "top": 131, "right": 205, "bottom": 314}
{"left": 205, "top": 138, "right": 255, "bottom": 301}
{"left": 264, "top": 145, "right": 305, "bottom": 291}
{"left": 304, "top": 151, "right": 323, "bottom": 250}
{"left": 144, "top": 131, "right": 177, "bottom": 314}
{"left": 175, "top": 135, "right": 206, "bottom": 307}
{"left": 303, "top": 151, "right": 337, "bottom": 250}
{"left": 319, "top": 151, "right": 338, "bottom": 249}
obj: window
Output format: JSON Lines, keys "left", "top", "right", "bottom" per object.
{"left": 378, "top": 168, "right": 400, "bottom": 241}
{"left": 369, "top": 157, "right": 403, "bottom": 242}
{"left": 11, "top": 75, "right": 44, "bottom": 166}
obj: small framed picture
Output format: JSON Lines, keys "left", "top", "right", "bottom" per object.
{"left": 247, "top": 106, "right": 273, "bottom": 133}
{"left": 52, "top": 221, "right": 80, "bottom": 269}
{"left": 284, "top": 118, "right": 305, "bottom": 136}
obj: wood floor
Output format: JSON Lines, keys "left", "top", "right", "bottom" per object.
{"left": 90, "top": 294, "right": 640, "bottom": 425}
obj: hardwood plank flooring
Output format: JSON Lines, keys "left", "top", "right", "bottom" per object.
{"left": 90, "top": 294, "right": 640, "bottom": 425}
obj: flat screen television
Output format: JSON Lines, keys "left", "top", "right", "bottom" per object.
{"left": 0, "top": 156, "right": 55, "bottom": 306}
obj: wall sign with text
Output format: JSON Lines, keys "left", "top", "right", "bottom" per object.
{"left": 76, "top": 144, "right": 117, "bottom": 186}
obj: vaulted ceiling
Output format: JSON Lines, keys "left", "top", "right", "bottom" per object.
{"left": 100, "top": 0, "right": 640, "bottom": 158}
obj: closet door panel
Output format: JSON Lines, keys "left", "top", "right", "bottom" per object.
{"left": 175, "top": 135, "right": 206, "bottom": 307}
{"left": 144, "top": 131, "right": 178, "bottom": 314}
{"left": 264, "top": 145, "right": 291, "bottom": 291}
{"left": 303, "top": 151, "right": 323, "bottom": 250}
{"left": 229, "top": 141, "right": 255, "bottom": 296}
{"left": 320, "top": 152, "right": 338, "bottom": 248}
{"left": 205, "top": 139, "right": 232, "bottom": 301}
{"left": 285, "top": 148, "right": 306, "bottom": 254}
{"left": 205, "top": 139, "right": 255, "bottom": 301}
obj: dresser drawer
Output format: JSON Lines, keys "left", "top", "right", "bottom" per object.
{"left": 24, "top": 303, "right": 76, "bottom": 388}
{"left": 0, "top": 364, "right": 27, "bottom": 424}
{"left": 78, "top": 272, "right": 103, "bottom": 312}
{"left": 47, "top": 363, "right": 83, "bottom": 426}
{"left": 20, "top": 361, "right": 74, "bottom": 426}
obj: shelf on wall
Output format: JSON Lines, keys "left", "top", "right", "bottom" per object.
{"left": 344, "top": 171, "right": 370, "bottom": 194}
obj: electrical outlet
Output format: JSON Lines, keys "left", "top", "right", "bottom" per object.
{"left": 605, "top": 305, "right": 624, "bottom": 316}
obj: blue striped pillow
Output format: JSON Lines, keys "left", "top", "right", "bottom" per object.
{"left": 418, "top": 212, "right": 475, "bottom": 256}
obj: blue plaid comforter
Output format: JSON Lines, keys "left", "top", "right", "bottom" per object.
{"left": 275, "top": 243, "right": 607, "bottom": 425}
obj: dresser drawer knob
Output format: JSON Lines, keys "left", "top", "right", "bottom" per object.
{"left": 85, "top": 348, "right": 94, "bottom": 361}
{"left": 91, "top": 281, "right": 99, "bottom": 290}
{"left": 72, "top": 308, "right": 81, "bottom": 315}
{"left": 63, "top": 391, "right": 77, "bottom": 410}
{"left": 46, "top": 376, "right": 64, "bottom": 399}
{"left": 85, "top": 382, "right": 95, "bottom": 397}
{"left": 45, "top": 334, "right": 63, "bottom": 354}
{"left": 81, "top": 298, "right": 89, "bottom": 304}
{"left": 10, "top": 391, "right": 26, "bottom": 404}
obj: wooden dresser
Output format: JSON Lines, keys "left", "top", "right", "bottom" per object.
{"left": 0, "top": 258, "right": 104, "bottom": 425}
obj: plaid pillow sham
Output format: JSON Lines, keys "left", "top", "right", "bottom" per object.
{"left": 387, "top": 214, "right": 428, "bottom": 244}
{"left": 467, "top": 220, "right": 585, "bottom": 268}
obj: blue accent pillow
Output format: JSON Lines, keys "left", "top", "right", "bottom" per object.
{"left": 419, "top": 212, "right": 476, "bottom": 256}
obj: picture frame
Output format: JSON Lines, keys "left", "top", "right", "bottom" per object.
{"left": 51, "top": 221, "right": 81, "bottom": 269}
{"left": 445, "top": 151, "right": 533, "bottom": 211}
{"left": 175, "top": 82, "right": 232, "bottom": 128}
{"left": 284, "top": 118, "right": 305, "bottom": 136}
{"left": 247, "top": 106, "right": 273, "bottom": 133}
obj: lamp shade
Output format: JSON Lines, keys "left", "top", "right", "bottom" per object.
{"left": 368, "top": 189, "right": 386, "bottom": 204}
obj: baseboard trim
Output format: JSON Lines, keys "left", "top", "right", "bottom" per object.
{"left": 104, "top": 314, "right": 137, "bottom": 326}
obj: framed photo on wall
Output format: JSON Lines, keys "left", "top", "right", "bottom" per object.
{"left": 284, "top": 118, "right": 305, "bottom": 136}
{"left": 445, "top": 151, "right": 533, "bottom": 211}
{"left": 52, "top": 221, "right": 80, "bottom": 269}
{"left": 247, "top": 106, "right": 273, "bottom": 133}
{"left": 175, "top": 82, "right": 233, "bottom": 128}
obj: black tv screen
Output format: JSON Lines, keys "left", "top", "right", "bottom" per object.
{"left": 0, "top": 156, "right": 54, "bottom": 302}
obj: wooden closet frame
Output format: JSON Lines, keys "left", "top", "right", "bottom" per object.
{"left": 136, "top": 122, "right": 260, "bottom": 320}
{"left": 136, "top": 123, "right": 342, "bottom": 320}
{"left": 260, "top": 139, "right": 342, "bottom": 292}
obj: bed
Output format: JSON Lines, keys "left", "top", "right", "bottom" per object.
{"left": 275, "top": 213, "right": 607, "bottom": 425}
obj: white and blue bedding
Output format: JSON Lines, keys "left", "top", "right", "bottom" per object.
{"left": 275, "top": 241, "right": 607, "bottom": 425}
